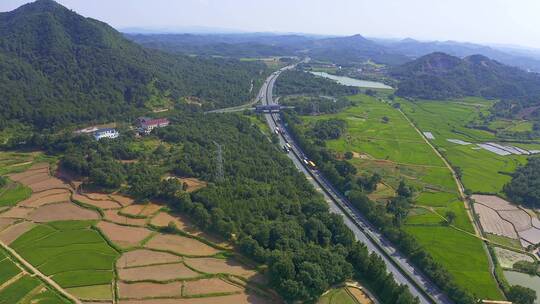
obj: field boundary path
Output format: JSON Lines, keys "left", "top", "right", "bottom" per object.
{"left": 0, "top": 239, "right": 82, "bottom": 304}
{"left": 398, "top": 108, "right": 504, "bottom": 297}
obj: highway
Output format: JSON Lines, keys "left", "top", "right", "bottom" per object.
{"left": 261, "top": 64, "right": 452, "bottom": 304}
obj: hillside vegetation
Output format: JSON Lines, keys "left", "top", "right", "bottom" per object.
{"left": 0, "top": 0, "right": 264, "bottom": 129}
{"left": 392, "top": 52, "right": 540, "bottom": 104}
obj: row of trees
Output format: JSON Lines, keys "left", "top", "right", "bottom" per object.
{"left": 25, "top": 112, "right": 418, "bottom": 303}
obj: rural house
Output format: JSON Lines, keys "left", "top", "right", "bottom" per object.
{"left": 94, "top": 128, "right": 119, "bottom": 140}
{"left": 137, "top": 117, "right": 170, "bottom": 134}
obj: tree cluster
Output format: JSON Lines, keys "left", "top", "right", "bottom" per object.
{"left": 275, "top": 70, "right": 359, "bottom": 97}
{"left": 504, "top": 157, "right": 540, "bottom": 208}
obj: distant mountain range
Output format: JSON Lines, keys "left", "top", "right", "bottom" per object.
{"left": 0, "top": 0, "right": 264, "bottom": 129}
{"left": 126, "top": 32, "right": 540, "bottom": 72}
{"left": 390, "top": 52, "right": 540, "bottom": 104}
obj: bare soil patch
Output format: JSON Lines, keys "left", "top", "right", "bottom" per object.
{"left": 73, "top": 194, "right": 121, "bottom": 210}
{"left": 20, "top": 192, "right": 71, "bottom": 208}
{"left": 0, "top": 207, "right": 33, "bottom": 219}
{"left": 0, "top": 218, "right": 16, "bottom": 231}
{"left": 118, "top": 263, "right": 199, "bottom": 281}
{"left": 499, "top": 209, "right": 532, "bottom": 232}
{"left": 116, "top": 249, "right": 182, "bottom": 269}
{"left": 150, "top": 212, "right": 190, "bottom": 230}
{"left": 494, "top": 247, "right": 534, "bottom": 268}
{"left": 118, "top": 281, "right": 182, "bottom": 299}
{"left": 176, "top": 177, "right": 207, "bottom": 193}
{"left": 104, "top": 210, "right": 147, "bottom": 226}
{"left": 474, "top": 203, "right": 518, "bottom": 239}
{"left": 183, "top": 278, "right": 242, "bottom": 296}
{"left": 18, "top": 173, "right": 51, "bottom": 186}
{"left": 84, "top": 192, "right": 112, "bottom": 201}
{"left": 184, "top": 257, "right": 256, "bottom": 278}
{"left": 347, "top": 287, "right": 373, "bottom": 304}
{"left": 118, "top": 292, "right": 270, "bottom": 304}
{"left": 8, "top": 168, "right": 49, "bottom": 182}
{"left": 28, "top": 178, "right": 70, "bottom": 192}
{"left": 472, "top": 195, "right": 518, "bottom": 211}
{"left": 145, "top": 234, "right": 219, "bottom": 256}
{"left": 19, "top": 189, "right": 71, "bottom": 207}
{"left": 30, "top": 202, "right": 100, "bottom": 222}
{"left": 121, "top": 203, "right": 162, "bottom": 218}
{"left": 0, "top": 221, "right": 35, "bottom": 244}
{"left": 110, "top": 195, "right": 134, "bottom": 207}
{"left": 96, "top": 221, "right": 153, "bottom": 248}
{"left": 519, "top": 227, "right": 540, "bottom": 245}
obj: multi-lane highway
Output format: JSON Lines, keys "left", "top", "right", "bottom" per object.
{"left": 261, "top": 64, "right": 451, "bottom": 304}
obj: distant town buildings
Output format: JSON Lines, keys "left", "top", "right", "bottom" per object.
{"left": 136, "top": 117, "right": 170, "bottom": 135}
{"left": 93, "top": 128, "right": 119, "bottom": 140}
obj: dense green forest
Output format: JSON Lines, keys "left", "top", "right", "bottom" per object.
{"left": 0, "top": 0, "right": 265, "bottom": 130}
{"left": 275, "top": 70, "right": 359, "bottom": 96}
{"left": 14, "top": 112, "right": 418, "bottom": 303}
{"left": 504, "top": 157, "right": 540, "bottom": 208}
{"left": 282, "top": 111, "right": 479, "bottom": 304}
{"left": 391, "top": 52, "right": 540, "bottom": 105}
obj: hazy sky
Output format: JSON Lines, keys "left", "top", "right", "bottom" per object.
{"left": 2, "top": 0, "right": 540, "bottom": 49}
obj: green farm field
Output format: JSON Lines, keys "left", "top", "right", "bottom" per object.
{"left": 300, "top": 94, "right": 501, "bottom": 298}
{"left": 10, "top": 220, "right": 119, "bottom": 293}
{"left": 0, "top": 249, "right": 69, "bottom": 304}
{"left": 0, "top": 181, "right": 31, "bottom": 207}
{"left": 399, "top": 98, "right": 537, "bottom": 194}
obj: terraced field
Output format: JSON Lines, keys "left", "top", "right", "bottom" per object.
{"left": 300, "top": 94, "right": 502, "bottom": 299}
{"left": 0, "top": 158, "right": 275, "bottom": 303}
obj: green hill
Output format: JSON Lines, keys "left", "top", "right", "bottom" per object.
{"left": 391, "top": 52, "right": 540, "bottom": 103}
{"left": 0, "top": 0, "right": 265, "bottom": 129}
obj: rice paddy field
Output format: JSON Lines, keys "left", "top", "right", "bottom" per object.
{"left": 0, "top": 157, "right": 276, "bottom": 303}
{"left": 300, "top": 94, "right": 502, "bottom": 299}
{"left": 399, "top": 97, "right": 540, "bottom": 194}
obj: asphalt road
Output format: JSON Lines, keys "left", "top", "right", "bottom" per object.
{"left": 261, "top": 64, "right": 452, "bottom": 304}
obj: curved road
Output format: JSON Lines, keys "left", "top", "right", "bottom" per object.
{"left": 261, "top": 64, "right": 452, "bottom": 304}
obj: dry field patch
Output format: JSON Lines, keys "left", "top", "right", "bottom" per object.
{"left": 30, "top": 202, "right": 100, "bottom": 222}
{"left": 73, "top": 194, "right": 121, "bottom": 210}
{"left": 177, "top": 177, "right": 207, "bottom": 193}
{"left": 28, "top": 178, "right": 70, "bottom": 192}
{"left": 184, "top": 257, "right": 256, "bottom": 278}
{"left": 110, "top": 195, "right": 135, "bottom": 207}
{"left": 519, "top": 227, "right": 540, "bottom": 245}
{"left": 499, "top": 210, "right": 532, "bottom": 232}
{"left": 118, "top": 281, "right": 182, "bottom": 299}
{"left": 116, "top": 249, "right": 182, "bottom": 268}
{"left": 494, "top": 247, "right": 534, "bottom": 268}
{"left": 96, "top": 221, "right": 153, "bottom": 248}
{"left": 150, "top": 212, "right": 190, "bottom": 230}
{"left": 118, "top": 263, "right": 199, "bottom": 282}
{"left": 474, "top": 203, "right": 518, "bottom": 239}
{"left": 0, "top": 221, "right": 35, "bottom": 244}
{"left": 85, "top": 193, "right": 113, "bottom": 201}
{"left": 472, "top": 195, "right": 518, "bottom": 211}
{"left": 104, "top": 210, "right": 147, "bottom": 226}
{"left": 121, "top": 203, "right": 161, "bottom": 218}
{"left": 0, "top": 206, "right": 33, "bottom": 219}
{"left": 347, "top": 287, "right": 374, "bottom": 304}
{"left": 183, "top": 278, "right": 242, "bottom": 296}
{"left": 145, "top": 234, "right": 219, "bottom": 256}
{"left": 8, "top": 168, "right": 49, "bottom": 182}
{"left": 0, "top": 218, "right": 16, "bottom": 231}
{"left": 118, "top": 292, "right": 270, "bottom": 304}
{"left": 20, "top": 190, "right": 71, "bottom": 208}
{"left": 18, "top": 173, "right": 51, "bottom": 186}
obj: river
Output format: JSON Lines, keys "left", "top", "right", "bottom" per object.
{"left": 504, "top": 270, "right": 540, "bottom": 303}
{"left": 310, "top": 71, "right": 393, "bottom": 89}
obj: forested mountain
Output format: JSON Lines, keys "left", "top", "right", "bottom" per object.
{"left": 375, "top": 38, "right": 540, "bottom": 73}
{"left": 127, "top": 33, "right": 409, "bottom": 65}
{"left": 391, "top": 52, "right": 540, "bottom": 102}
{"left": 0, "top": 0, "right": 265, "bottom": 129}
